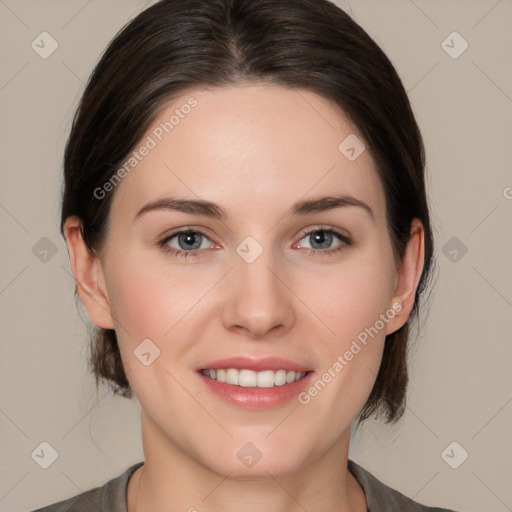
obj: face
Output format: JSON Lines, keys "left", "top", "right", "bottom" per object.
{"left": 92, "top": 83, "right": 407, "bottom": 477}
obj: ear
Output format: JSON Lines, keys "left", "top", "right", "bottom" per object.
{"left": 63, "top": 216, "right": 115, "bottom": 330}
{"left": 385, "top": 218, "right": 425, "bottom": 335}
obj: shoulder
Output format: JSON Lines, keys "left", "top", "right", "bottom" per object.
{"left": 29, "top": 462, "right": 143, "bottom": 512}
{"left": 348, "top": 459, "right": 459, "bottom": 512}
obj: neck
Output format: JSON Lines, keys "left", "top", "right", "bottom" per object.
{"left": 127, "top": 412, "right": 367, "bottom": 512}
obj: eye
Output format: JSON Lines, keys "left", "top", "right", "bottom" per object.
{"left": 295, "top": 227, "right": 352, "bottom": 256}
{"left": 159, "top": 226, "right": 352, "bottom": 259}
{"left": 160, "top": 229, "right": 216, "bottom": 258}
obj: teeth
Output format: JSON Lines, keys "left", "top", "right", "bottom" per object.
{"left": 201, "top": 368, "right": 308, "bottom": 388}
{"left": 226, "top": 368, "right": 239, "bottom": 385}
{"left": 257, "top": 370, "right": 275, "bottom": 388}
{"left": 274, "top": 369, "right": 287, "bottom": 386}
{"left": 239, "top": 369, "right": 257, "bottom": 387}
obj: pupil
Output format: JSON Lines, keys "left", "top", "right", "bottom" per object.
{"left": 311, "top": 231, "right": 332, "bottom": 249}
{"left": 179, "top": 232, "right": 201, "bottom": 250}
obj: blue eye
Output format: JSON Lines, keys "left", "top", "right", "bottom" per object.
{"left": 297, "top": 228, "right": 352, "bottom": 256}
{"left": 160, "top": 230, "right": 214, "bottom": 258}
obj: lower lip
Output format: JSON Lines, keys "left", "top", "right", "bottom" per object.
{"left": 198, "top": 372, "right": 314, "bottom": 409}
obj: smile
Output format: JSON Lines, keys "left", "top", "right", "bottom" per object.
{"left": 200, "top": 368, "right": 309, "bottom": 388}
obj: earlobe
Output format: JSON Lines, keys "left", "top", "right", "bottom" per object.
{"left": 386, "top": 219, "right": 425, "bottom": 335}
{"left": 63, "top": 216, "right": 115, "bottom": 330}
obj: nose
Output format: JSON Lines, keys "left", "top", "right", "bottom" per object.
{"left": 221, "top": 248, "right": 295, "bottom": 339}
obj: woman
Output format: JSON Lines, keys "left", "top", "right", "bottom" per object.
{"left": 33, "top": 0, "right": 459, "bottom": 510}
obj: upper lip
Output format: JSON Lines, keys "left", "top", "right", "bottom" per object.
{"left": 197, "top": 356, "right": 311, "bottom": 373}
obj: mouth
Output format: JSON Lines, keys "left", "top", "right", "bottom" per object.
{"left": 200, "top": 368, "right": 310, "bottom": 388}
{"left": 196, "top": 357, "right": 314, "bottom": 409}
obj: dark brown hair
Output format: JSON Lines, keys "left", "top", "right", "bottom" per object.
{"left": 61, "top": 0, "right": 435, "bottom": 424}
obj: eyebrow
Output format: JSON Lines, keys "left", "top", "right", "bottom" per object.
{"left": 134, "top": 195, "right": 375, "bottom": 222}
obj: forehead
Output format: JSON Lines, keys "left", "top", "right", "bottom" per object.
{"left": 109, "top": 83, "right": 385, "bottom": 221}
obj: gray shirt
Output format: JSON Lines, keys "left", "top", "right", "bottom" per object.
{"left": 31, "top": 459, "right": 458, "bottom": 511}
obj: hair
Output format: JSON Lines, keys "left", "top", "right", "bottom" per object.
{"left": 61, "top": 0, "right": 435, "bottom": 425}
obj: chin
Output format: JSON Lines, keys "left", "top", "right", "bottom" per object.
{"left": 206, "top": 454, "right": 304, "bottom": 480}
{"left": 194, "top": 434, "right": 315, "bottom": 480}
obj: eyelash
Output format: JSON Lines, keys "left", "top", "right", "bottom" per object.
{"left": 159, "top": 226, "right": 352, "bottom": 260}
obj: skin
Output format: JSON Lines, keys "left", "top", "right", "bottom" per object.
{"left": 64, "top": 83, "right": 425, "bottom": 512}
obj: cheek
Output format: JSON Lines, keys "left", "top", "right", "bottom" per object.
{"left": 105, "top": 251, "right": 216, "bottom": 342}
{"left": 292, "top": 248, "right": 396, "bottom": 411}
{"left": 103, "top": 250, "right": 228, "bottom": 390}
{"left": 298, "top": 250, "right": 396, "bottom": 348}
{"left": 103, "top": 254, "right": 211, "bottom": 401}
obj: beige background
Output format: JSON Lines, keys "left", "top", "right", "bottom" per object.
{"left": 1, "top": 0, "right": 511, "bottom": 511}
